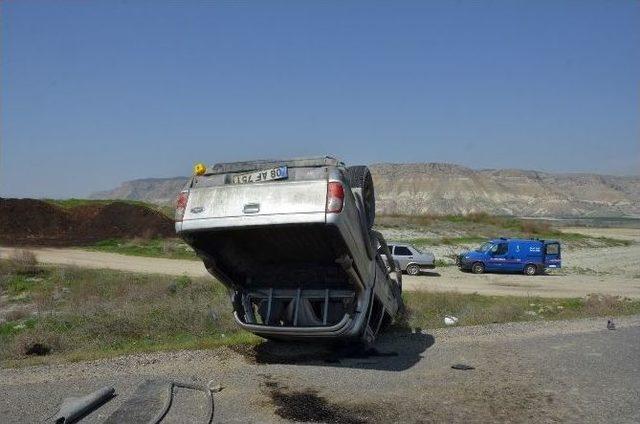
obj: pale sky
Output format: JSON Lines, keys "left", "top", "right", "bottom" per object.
{"left": 2, "top": 0, "right": 639, "bottom": 198}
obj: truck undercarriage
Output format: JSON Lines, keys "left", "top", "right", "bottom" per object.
{"left": 176, "top": 157, "right": 402, "bottom": 343}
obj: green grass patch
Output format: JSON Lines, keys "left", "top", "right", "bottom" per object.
{"left": 406, "top": 236, "right": 486, "bottom": 247}
{"left": 88, "top": 238, "right": 197, "bottom": 260}
{"left": 434, "top": 259, "right": 454, "bottom": 267}
{"left": 45, "top": 198, "right": 149, "bottom": 209}
{"left": 377, "top": 212, "right": 631, "bottom": 249}
{"left": 402, "top": 292, "right": 640, "bottom": 329}
{"left": 44, "top": 198, "right": 174, "bottom": 218}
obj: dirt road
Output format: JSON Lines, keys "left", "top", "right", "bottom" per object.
{"left": 2, "top": 316, "right": 639, "bottom": 423}
{"left": 4, "top": 223, "right": 640, "bottom": 300}
{"left": 0, "top": 246, "right": 209, "bottom": 277}
{"left": 2, "top": 245, "right": 639, "bottom": 298}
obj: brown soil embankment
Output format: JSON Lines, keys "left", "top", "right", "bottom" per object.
{"left": 0, "top": 198, "right": 174, "bottom": 246}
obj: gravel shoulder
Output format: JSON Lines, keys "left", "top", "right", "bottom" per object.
{"left": 2, "top": 316, "right": 639, "bottom": 423}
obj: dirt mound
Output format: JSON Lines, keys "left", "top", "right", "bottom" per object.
{"left": 0, "top": 199, "right": 174, "bottom": 246}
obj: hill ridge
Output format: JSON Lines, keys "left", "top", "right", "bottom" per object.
{"left": 90, "top": 163, "right": 640, "bottom": 218}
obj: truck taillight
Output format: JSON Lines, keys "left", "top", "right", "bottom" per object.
{"left": 175, "top": 190, "right": 189, "bottom": 222}
{"left": 326, "top": 182, "right": 344, "bottom": 213}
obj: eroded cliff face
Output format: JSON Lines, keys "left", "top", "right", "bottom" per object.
{"left": 90, "top": 163, "right": 640, "bottom": 218}
{"left": 371, "top": 164, "right": 640, "bottom": 217}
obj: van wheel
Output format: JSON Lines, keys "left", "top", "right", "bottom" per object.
{"left": 524, "top": 264, "right": 538, "bottom": 276}
{"left": 472, "top": 262, "right": 485, "bottom": 274}
{"left": 345, "top": 166, "right": 375, "bottom": 229}
{"left": 406, "top": 264, "right": 420, "bottom": 275}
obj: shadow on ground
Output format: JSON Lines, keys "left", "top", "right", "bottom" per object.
{"left": 235, "top": 328, "right": 434, "bottom": 372}
{"left": 418, "top": 271, "right": 441, "bottom": 277}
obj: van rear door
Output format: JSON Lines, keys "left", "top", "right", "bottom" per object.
{"left": 544, "top": 242, "right": 561, "bottom": 269}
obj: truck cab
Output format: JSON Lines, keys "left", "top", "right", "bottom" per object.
{"left": 457, "top": 238, "right": 561, "bottom": 275}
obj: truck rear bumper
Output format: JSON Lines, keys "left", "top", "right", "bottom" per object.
{"left": 176, "top": 211, "right": 326, "bottom": 232}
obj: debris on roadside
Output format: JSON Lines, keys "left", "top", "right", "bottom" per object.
{"left": 444, "top": 315, "right": 459, "bottom": 326}
{"left": 607, "top": 319, "right": 616, "bottom": 330}
{"left": 451, "top": 364, "right": 475, "bottom": 370}
{"left": 53, "top": 386, "right": 115, "bottom": 424}
{"left": 208, "top": 381, "right": 224, "bottom": 392}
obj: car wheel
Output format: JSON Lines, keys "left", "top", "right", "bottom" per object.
{"left": 524, "top": 264, "right": 537, "bottom": 276}
{"left": 406, "top": 264, "right": 420, "bottom": 275}
{"left": 472, "top": 262, "right": 485, "bottom": 274}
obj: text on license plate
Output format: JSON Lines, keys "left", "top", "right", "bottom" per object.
{"left": 232, "top": 166, "right": 288, "bottom": 184}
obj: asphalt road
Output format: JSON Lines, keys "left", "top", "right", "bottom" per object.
{"left": 2, "top": 316, "right": 639, "bottom": 423}
{"left": 2, "top": 247, "right": 640, "bottom": 298}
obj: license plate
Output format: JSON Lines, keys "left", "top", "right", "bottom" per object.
{"left": 232, "top": 166, "right": 288, "bottom": 184}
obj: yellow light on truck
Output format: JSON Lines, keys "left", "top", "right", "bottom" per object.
{"left": 194, "top": 163, "right": 207, "bottom": 176}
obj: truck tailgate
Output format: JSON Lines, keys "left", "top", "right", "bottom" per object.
{"left": 180, "top": 180, "right": 328, "bottom": 230}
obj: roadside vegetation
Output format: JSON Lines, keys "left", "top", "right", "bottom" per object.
{"left": 88, "top": 238, "right": 197, "bottom": 260}
{"left": 376, "top": 212, "right": 631, "bottom": 250}
{"left": 402, "top": 291, "right": 640, "bottom": 329}
{"left": 2, "top": 254, "right": 639, "bottom": 366}
{"left": 0, "top": 253, "right": 255, "bottom": 366}
{"left": 44, "top": 198, "right": 174, "bottom": 218}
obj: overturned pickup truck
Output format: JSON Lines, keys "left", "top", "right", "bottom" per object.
{"left": 175, "top": 156, "right": 403, "bottom": 344}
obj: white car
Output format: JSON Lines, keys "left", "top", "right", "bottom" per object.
{"left": 384, "top": 243, "right": 436, "bottom": 275}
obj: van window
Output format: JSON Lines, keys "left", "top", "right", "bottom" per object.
{"left": 394, "top": 246, "right": 412, "bottom": 256}
{"left": 477, "top": 242, "right": 494, "bottom": 253}
{"left": 493, "top": 243, "right": 508, "bottom": 255}
{"left": 546, "top": 243, "right": 559, "bottom": 255}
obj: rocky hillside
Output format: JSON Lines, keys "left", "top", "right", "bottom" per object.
{"left": 90, "top": 163, "right": 640, "bottom": 218}
{"left": 91, "top": 178, "right": 187, "bottom": 205}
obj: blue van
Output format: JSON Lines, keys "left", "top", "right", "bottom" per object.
{"left": 457, "top": 238, "right": 561, "bottom": 275}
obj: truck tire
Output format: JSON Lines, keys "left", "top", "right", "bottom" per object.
{"left": 524, "top": 264, "right": 538, "bottom": 276}
{"left": 472, "top": 262, "right": 485, "bottom": 274}
{"left": 345, "top": 166, "right": 375, "bottom": 228}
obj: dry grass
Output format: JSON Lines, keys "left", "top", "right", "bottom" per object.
{"left": 2, "top": 261, "right": 639, "bottom": 365}
{"left": 0, "top": 263, "right": 248, "bottom": 362}
{"left": 6, "top": 250, "right": 40, "bottom": 276}
{"left": 402, "top": 291, "right": 640, "bottom": 329}
{"left": 583, "top": 294, "right": 635, "bottom": 315}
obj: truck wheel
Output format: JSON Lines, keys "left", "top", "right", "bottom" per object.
{"left": 345, "top": 166, "right": 375, "bottom": 228}
{"left": 406, "top": 264, "right": 420, "bottom": 275}
{"left": 524, "top": 264, "right": 538, "bottom": 276}
{"left": 472, "top": 262, "right": 485, "bottom": 274}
